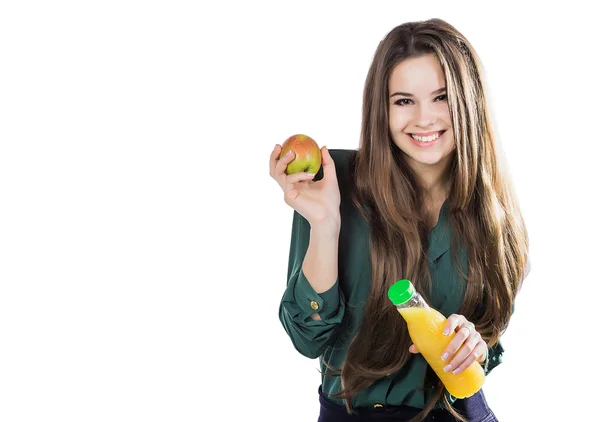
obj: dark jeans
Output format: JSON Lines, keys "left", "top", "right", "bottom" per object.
{"left": 317, "top": 386, "right": 498, "bottom": 422}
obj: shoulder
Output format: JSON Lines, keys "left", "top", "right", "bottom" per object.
{"left": 328, "top": 148, "right": 357, "bottom": 168}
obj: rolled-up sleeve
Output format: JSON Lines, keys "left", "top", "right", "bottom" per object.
{"left": 279, "top": 210, "right": 345, "bottom": 359}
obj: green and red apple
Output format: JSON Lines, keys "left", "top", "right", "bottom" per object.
{"left": 279, "top": 134, "right": 322, "bottom": 175}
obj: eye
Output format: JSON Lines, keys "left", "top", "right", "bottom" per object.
{"left": 394, "top": 98, "right": 413, "bottom": 106}
{"left": 434, "top": 94, "right": 448, "bottom": 102}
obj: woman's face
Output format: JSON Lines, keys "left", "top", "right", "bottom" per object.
{"left": 388, "top": 54, "right": 456, "bottom": 172}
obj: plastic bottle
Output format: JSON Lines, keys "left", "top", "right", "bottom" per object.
{"left": 387, "top": 279, "right": 485, "bottom": 398}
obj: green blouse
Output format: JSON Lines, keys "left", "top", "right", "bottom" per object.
{"left": 278, "top": 149, "right": 504, "bottom": 410}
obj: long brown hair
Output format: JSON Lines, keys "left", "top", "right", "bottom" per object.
{"left": 326, "top": 18, "right": 529, "bottom": 421}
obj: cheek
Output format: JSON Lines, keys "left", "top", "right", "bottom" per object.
{"left": 446, "top": 131, "right": 457, "bottom": 150}
{"left": 388, "top": 108, "right": 409, "bottom": 133}
{"left": 440, "top": 105, "right": 451, "bottom": 121}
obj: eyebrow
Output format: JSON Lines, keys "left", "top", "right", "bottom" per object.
{"left": 389, "top": 87, "right": 446, "bottom": 98}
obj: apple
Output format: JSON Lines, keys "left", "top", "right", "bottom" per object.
{"left": 279, "top": 134, "right": 322, "bottom": 175}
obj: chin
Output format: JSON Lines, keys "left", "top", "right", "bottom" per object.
{"left": 416, "top": 158, "right": 445, "bottom": 166}
{"left": 406, "top": 151, "right": 453, "bottom": 167}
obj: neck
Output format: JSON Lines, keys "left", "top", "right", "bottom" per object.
{"left": 416, "top": 165, "right": 450, "bottom": 229}
{"left": 408, "top": 157, "right": 452, "bottom": 203}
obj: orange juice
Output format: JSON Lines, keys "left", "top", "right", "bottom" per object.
{"left": 388, "top": 279, "right": 485, "bottom": 399}
{"left": 398, "top": 306, "right": 485, "bottom": 398}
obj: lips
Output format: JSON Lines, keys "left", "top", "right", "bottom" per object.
{"left": 407, "top": 130, "right": 446, "bottom": 147}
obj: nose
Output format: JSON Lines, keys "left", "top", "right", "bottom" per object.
{"left": 415, "top": 102, "right": 437, "bottom": 128}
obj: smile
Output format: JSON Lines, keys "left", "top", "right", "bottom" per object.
{"left": 410, "top": 130, "right": 445, "bottom": 143}
{"left": 407, "top": 130, "right": 446, "bottom": 148}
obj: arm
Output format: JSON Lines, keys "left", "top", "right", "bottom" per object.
{"left": 279, "top": 211, "right": 345, "bottom": 359}
{"left": 303, "top": 216, "right": 341, "bottom": 320}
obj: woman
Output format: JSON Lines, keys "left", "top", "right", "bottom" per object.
{"left": 269, "top": 18, "right": 529, "bottom": 422}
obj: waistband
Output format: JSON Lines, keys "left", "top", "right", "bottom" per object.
{"left": 317, "top": 385, "right": 496, "bottom": 422}
{"left": 318, "top": 385, "right": 439, "bottom": 419}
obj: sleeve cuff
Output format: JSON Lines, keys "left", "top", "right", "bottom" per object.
{"left": 293, "top": 269, "right": 341, "bottom": 320}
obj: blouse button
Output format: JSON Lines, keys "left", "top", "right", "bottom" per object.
{"left": 310, "top": 300, "right": 319, "bottom": 310}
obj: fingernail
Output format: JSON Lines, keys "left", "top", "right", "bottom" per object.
{"left": 452, "top": 368, "right": 461, "bottom": 375}
{"left": 306, "top": 173, "right": 315, "bottom": 176}
{"left": 441, "top": 353, "right": 449, "bottom": 361}
{"left": 444, "top": 364, "right": 452, "bottom": 372}
{"left": 443, "top": 329, "right": 450, "bottom": 335}
{"left": 285, "top": 150, "right": 293, "bottom": 156}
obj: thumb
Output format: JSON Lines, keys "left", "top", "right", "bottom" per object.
{"left": 408, "top": 344, "right": 419, "bottom": 354}
{"left": 321, "top": 146, "right": 337, "bottom": 177}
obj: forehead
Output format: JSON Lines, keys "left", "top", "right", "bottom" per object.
{"left": 388, "top": 54, "right": 446, "bottom": 92}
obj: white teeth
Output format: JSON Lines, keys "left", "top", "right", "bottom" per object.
{"left": 411, "top": 132, "right": 442, "bottom": 143}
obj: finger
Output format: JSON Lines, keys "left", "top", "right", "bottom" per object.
{"left": 269, "top": 144, "right": 282, "bottom": 178}
{"left": 275, "top": 150, "right": 296, "bottom": 178}
{"left": 409, "top": 344, "right": 419, "bottom": 354}
{"left": 444, "top": 330, "right": 481, "bottom": 374}
{"left": 452, "top": 340, "right": 487, "bottom": 375}
{"left": 283, "top": 172, "right": 317, "bottom": 205}
{"left": 477, "top": 344, "right": 488, "bottom": 363}
{"left": 321, "top": 146, "right": 337, "bottom": 179}
{"left": 440, "top": 325, "right": 471, "bottom": 363}
{"left": 443, "top": 313, "right": 464, "bottom": 336}
{"left": 285, "top": 171, "right": 316, "bottom": 186}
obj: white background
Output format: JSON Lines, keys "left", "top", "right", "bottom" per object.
{"left": 1, "top": 1, "right": 598, "bottom": 421}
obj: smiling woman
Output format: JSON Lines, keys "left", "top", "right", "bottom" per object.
{"left": 388, "top": 55, "right": 454, "bottom": 168}
{"left": 387, "top": 54, "right": 457, "bottom": 228}
{"left": 269, "top": 17, "right": 529, "bottom": 422}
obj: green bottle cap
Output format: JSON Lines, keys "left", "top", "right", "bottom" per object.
{"left": 387, "top": 279, "right": 415, "bottom": 305}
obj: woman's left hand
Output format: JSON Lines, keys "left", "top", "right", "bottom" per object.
{"left": 408, "top": 314, "right": 487, "bottom": 375}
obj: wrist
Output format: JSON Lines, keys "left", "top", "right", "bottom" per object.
{"left": 309, "top": 215, "right": 341, "bottom": 238}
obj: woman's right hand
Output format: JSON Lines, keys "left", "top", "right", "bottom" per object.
{"left": 269, "top": 144, "right": 341, "bottom": 230}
